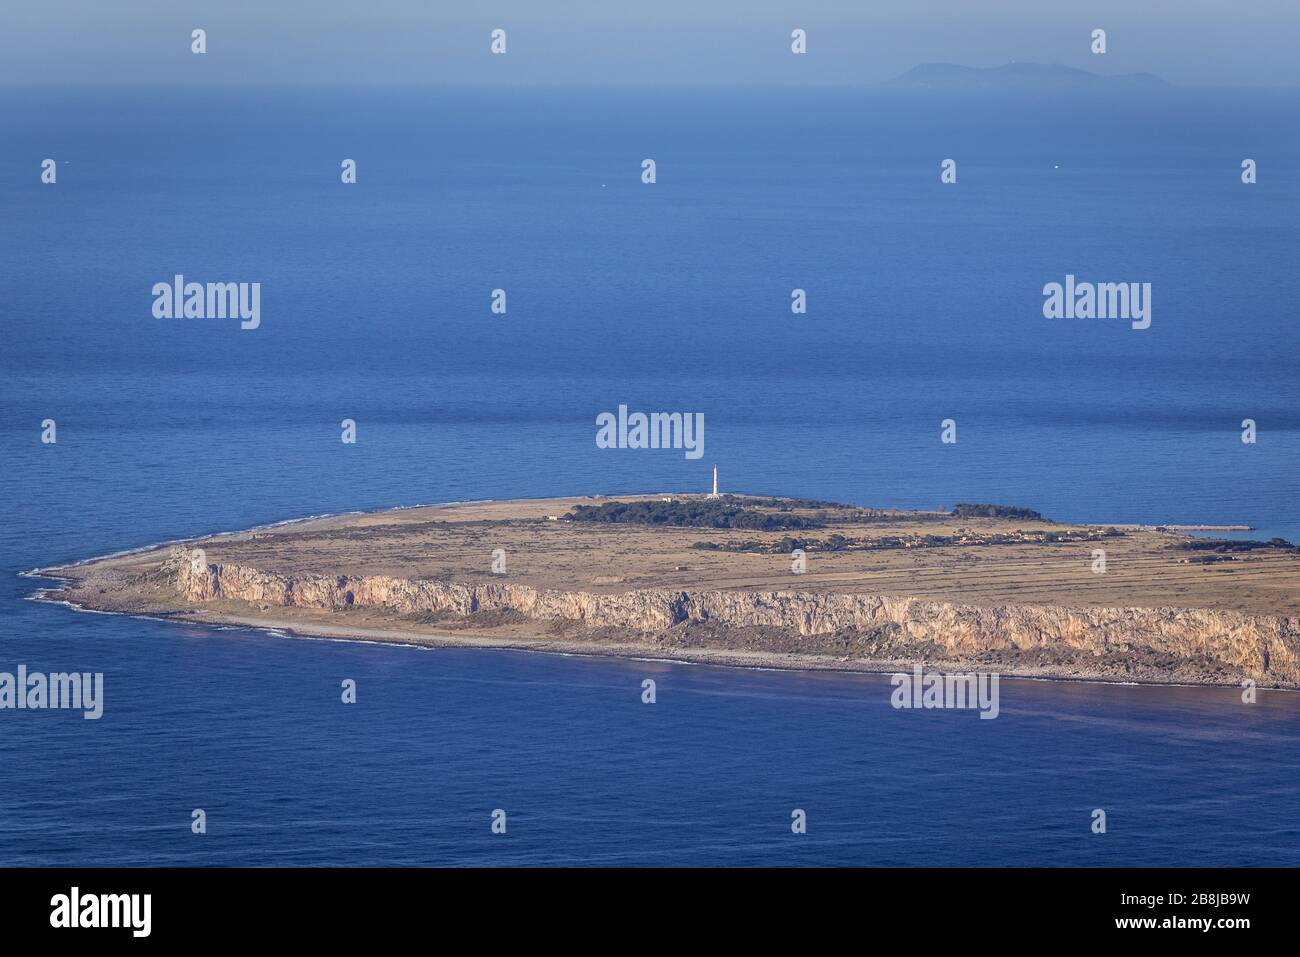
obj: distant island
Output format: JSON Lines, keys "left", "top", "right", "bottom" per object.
{"left": 30, "top": 494, "right": 1300, "bottom": 689}
{"left": 886, "top": 62, "right": 1170, "bottom": 91}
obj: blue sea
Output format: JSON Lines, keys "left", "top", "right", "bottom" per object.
{"left": 1, "top": 86, "right": 1298, "bottom": 865}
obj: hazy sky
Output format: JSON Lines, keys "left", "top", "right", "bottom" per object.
{"left": 4, "top": 0, "right": 1298, "bottom": 87}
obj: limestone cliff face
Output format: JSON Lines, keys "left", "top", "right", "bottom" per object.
{"left": 166, "top": 548, "right": 1300, "bottom": 683}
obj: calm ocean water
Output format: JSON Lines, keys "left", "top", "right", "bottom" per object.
{"left": 1, "top": 86, "right": 1297, "bottom": 865}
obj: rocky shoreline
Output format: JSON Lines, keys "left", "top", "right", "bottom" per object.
{"left": 34, "top": 537, "right": 1300, "bottom": 690}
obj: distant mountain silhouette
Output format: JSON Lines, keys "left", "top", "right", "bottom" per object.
{"left": 886, "top": 62, "right": 1170, "bottom": 91}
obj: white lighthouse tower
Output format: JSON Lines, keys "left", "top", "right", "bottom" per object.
{"left": 709, "top": 464, "right": 719, "bottom": 498}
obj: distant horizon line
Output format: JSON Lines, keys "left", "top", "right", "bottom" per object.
{"left": 3, "top": 79, "right": 1297, "bottom": 92}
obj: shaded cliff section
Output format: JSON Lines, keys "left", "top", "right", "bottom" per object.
{"left": 163, "top": 548, "right": 1300, "bottom": 685}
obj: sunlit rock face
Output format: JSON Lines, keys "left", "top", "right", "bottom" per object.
{"left": 167, "top": 547, "right": 1299, "bottom": 683}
